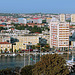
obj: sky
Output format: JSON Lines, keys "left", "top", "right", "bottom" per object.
{"left": 0, "top": 0, "right": 75, "bottom": 14}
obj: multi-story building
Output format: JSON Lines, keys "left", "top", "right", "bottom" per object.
{"left": 50, "top": 17, "right": 69, "bottom": 50}
{"left": 46, "top": 17, "right": 52, "bottom": 24}
{"left": 0, "top": 36, "right": 11, "bottom": 43}
{"left": 13, "top": 36, "right": 39, "bottom": 51}
{"left": 18, "top": 18, "right": 27, "bottom": 24}
{"left": 71, "top": 14, "right": 75, "bottom": 23}
{"left": 60, "top": 14, "right": 65, "bottom": 22}
{"left": 17, "top": 36, "right": 39, "bottom": 45}
{"left": 0, "top": 42, "right": 12, "bottom": 53}
{"left": 13, "top": 42, "right": 26, "bottom": 52}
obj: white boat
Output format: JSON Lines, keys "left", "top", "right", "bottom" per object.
{"left": 12, "top": 53, "right": 17, "bottom": 56}
{"left": 9, "top": 53, "right": 17, "bottom": 56}
{"left": 58, "top": 52, "right": 63, "bottom": 55}
{"left": 5, "top": 54, "right": 7, "bottom": 56}
{"left": 66, "top": 56, "right": 75, "bottom": 66}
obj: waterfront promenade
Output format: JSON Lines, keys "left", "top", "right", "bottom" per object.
{"left": 0, "top": 51, "right": 73, "bottom": 56}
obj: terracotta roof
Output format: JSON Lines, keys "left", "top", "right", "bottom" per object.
{"left": 0, "top": 42, "right": 11, "bottom": 44}
{"left": 0, "top": 25, "right": 5, "bottom": 27}
{"left": 33, "top": 18, "right": 39, "bottom": 19}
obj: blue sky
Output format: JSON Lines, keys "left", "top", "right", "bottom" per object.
{"left": 0, "top": 0, "right": 75, "bottom": 13}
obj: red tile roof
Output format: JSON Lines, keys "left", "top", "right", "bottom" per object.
{"left": 0, "top": 25, "right": 5, "bottom": 27}
{"left": 33, "top": 18, "right": 39, "bottom": 19}
{"left": 0, "top": 42, "right": 11, "bottom": 44}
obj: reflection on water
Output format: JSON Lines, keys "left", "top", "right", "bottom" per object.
{"left": 0, "top": 54, "right": 40, "bottom": 70}
{"left": 0, "top": 53, "right": 74, "bottom": 70}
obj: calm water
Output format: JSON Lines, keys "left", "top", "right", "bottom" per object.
{"left": 0, "top": 54, "right": 40, "bottom": 69}
{"left": 0, "top": 53, "right": 74, "bottom": 70}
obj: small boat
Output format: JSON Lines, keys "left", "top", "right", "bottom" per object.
{"left": 58, "top": 52, "right": 63, "bottom": 55}
{"left": 5, "top": 54, "right": 7, "bottom": 56}
{"left": 12, "top": 53, "right": 17, "bottom": 56}
{"left": 66, "top": 56, "right": 75, "bottom": 66}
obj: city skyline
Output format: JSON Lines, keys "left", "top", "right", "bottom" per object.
{"left": 0, "top": 0, "right": 75, "bottom": 14}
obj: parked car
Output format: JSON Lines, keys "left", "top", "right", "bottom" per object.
{"left": 25, "top": 49, "right": 33, "bottom": 52}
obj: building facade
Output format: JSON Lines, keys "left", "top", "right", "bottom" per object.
{"left": 71, "top": 14, "right": 75, "bottom": 23}
{"left": 0, "top": 42, "right": 12, "bottom": 53}
{"left": 50, "top": 17, "right": 69, "bottom": 50}
{"left": 13, "top": 36, "right": 39, "bottom": 51}
{"left": 60, "top": 14, "right": 65, "bottom": 22}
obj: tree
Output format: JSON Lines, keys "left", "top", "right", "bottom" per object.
{"left": 14, "top": 49, "right": 17, "bottom": 53}
{"left": 20, "top": 65, "right": 34, "bottom": 75}
{"left": 32, "top": 45, "right": 36, "bottom": 49}
{"left": 52, "top": 46, "right": 55, "bottom": 51}
{"left": 36, "top": 43, "right": 41, "bottom": 50}
{"left": 44, "top": 44, "right": 50, "bottom": 51}
{"left": 41, "top": 48, "right": 45, "bottom": 52}
{"left": 0, "top": 49, "right": 1, "bottom": 53}
{"left": 18, "top": 48, "right": 21, "bottom": 53}
{"left": 9, "top": 48, "right": 12, "bottom": 53}
{"left": 0, "top": 68, "right": 13, "bottom": 75}
{"left": 32, "top": 54, "right": 69, "bottom": 75}
{"left": 5, "top": 48, "right": 8, "bottom": 53}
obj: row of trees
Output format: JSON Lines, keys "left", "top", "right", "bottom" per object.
{"left": 13, "top": 24, "right": 49, "bottom": 33}
{"left": 0, "top": 48, "right": 12, "bottom": 53}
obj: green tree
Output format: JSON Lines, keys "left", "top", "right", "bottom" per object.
{"left": 0, "top": 68, "right": 12, "bottom": 75}
{"left": 9, "top": 48, "right": 12, "bottom": 53}
{"left": 20, "top": 65, "right": 34, "bottom": 75}
{"left": 41, "top": 48, "right": 45, "bottom": 52}
{"left": 32, "top": 54, "right": 69, "bottom": 75}
{"left": 18, "top": 48, "right": 21, "bottom": 53}
{"left": 44, "top": 44, "right": 50, "bottom": 51}
{"left": 36, "top": 43, "right": 41, "bottom": 50}
{"left": 5, "top": 48, "right": 8, "bottom": 53}
{"left": 53, "top": 46, "right": 55, "bottom": 51}
{"left": 32, "top": 45, "right": 36, "bottom": 49}
{"left": 14, "top": 49, "right": 17, "bottom": 53}
{"left": 0, "top": 49, "right": 1, "bottom": 53}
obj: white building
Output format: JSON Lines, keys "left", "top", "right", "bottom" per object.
{"left": 18, "top": 18, "right": 27, "bottom": 24}
{"left": 50, "top": 17, "right": 69, "bottom": 50}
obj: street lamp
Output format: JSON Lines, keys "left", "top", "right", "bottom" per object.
{"left": 40, "top": 45, "right": 41, "bottom": 61}
{"left": 28, "top": 42, "right": 31, "bottom": 65}
{"left": 24, "top": 50, "right": 25, "bottom": 67}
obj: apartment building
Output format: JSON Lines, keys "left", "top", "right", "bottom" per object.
{"left": 50, "top": 17, "right": 69, "bottom": 50}
{"left": 71, "top": 14, "right": 75, "bottom": 23}
{"left": 0, "top": 42, "right": 12, "bottom": 53}
{"left": 13, "top": 36, "right": 39, "bottom": 51}
{"left": 18, "top": 18, "right": 27, "bottom": 24}
{"left": 17, "top": 36, "right": 39, "bottom": 45}
{"left": 60, "top": 14, "right": 65, "bottom": 22}
{"left": 0, "top": 36, "right": 11, "bottom": 43}
{"left": 46, "top": 17, "right": 52, "bottom": 24}
{"left": 13, "top": 42, "right": 26, "bottom": 52}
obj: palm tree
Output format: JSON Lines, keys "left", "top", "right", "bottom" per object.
{"left": 0, "top": 49, "right": 1, "bottom": 53}
{"left": 36, "top": 43, "right": 41, "bottom": 50}
{"left": 32, "top": 45, "right": 36, "bottom": 49}
{"left": 1, "top": 49, "right": 2, "bottom": 53}
{"left": 9, "top": 48, "right": 12, "bottom": 53}
{"left": 41, "top": 48, "right": 45, "bottom": 52}
{"left": 14, "top": 49, "right": 17, "bottom": 53}
{"left": 18, "top": 48, "right": 21, "bottom": 53}
{"left": 44, "top": 44, "right": 50, "bottom": 52}
{"left": 52, "top": 46, "right": 55, "bottom": 52}
{"left": 5, "top": 48, "right": 7, "bottom": 53}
